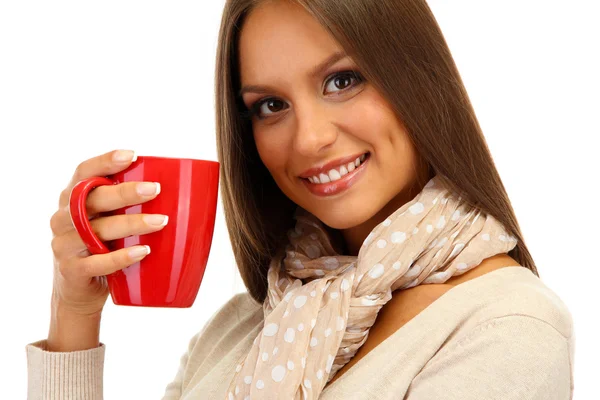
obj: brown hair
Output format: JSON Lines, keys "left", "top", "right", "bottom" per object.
{"left": 215, "top": 0, "right": 538, "bottom": 304}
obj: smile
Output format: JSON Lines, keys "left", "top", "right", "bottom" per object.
{"left": 300, "top": 152, "right": 370, "bottom": 196}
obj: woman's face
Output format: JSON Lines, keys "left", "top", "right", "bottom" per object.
{"left": 238, "top": 0, "right": 427, "bottom": 232}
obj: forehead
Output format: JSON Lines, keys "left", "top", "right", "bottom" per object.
{"left": 238, "top": 1, "right": 343, "bottom": 85}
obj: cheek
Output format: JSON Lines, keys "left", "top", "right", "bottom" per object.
{"left": 253, "top": 130, "right": 289, "bottom": 179}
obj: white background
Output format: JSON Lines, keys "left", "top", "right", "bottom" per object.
{"left": 1, "top": 1, "right": 598, "bottom": 398}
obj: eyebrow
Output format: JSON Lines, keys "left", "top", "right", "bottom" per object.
{"left": 238, "top": 50, "right": 349, "bottom": 97}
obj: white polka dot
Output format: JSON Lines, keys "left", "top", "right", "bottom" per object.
{"left": 451, "top": 231, "right": 459, "bottom": 239}
{"left": 262, "top": 352, "right": 268, "bottom": 361}
{"left": 310, "top": 337, "right": 318, "bottom": 347}
{"left": 425, "top": 179, "right": 435, "bottom": 188}
{"left": 499, "top": 234, "right": 508, "bottom": 242}
{"left": 377, "top": 239, "right": 387, "bottom": 248}
{"left": 361, "top": 297, "right": 378, "bottom": 306}
{"left": 432, "top": 197, "right": 438, "bottom": 204}
{"left": 273, "top": 347, "right": 279, "bottom": 355}
{"left": 357, "top": 273, "right": 364, "bottom": 283}
{"left": 343, "top": 347, "right": 350, "bottom": 353}
{"left": 315, "top": 269, "right": 325, "bottom": 276}
{"left": 287, "top": 360, "right": 295, "bottom": 370}
{"left": 284, "top": 328, "right": 295, "bottom": 343}
{"left": 325, "top": 354, "right": 335, "bottom": 373}
{"left": 405, "top": 264, "right": 422, "bottom": 278}
{"left": 283, "top": 310, "right": 289, "bottom": 318}
{"left": 284, "top": 292, "right": 293, "bottom": 302}
{"left": 441, "top": 197, "right": 448, "bottom": 205}
{"left": 244, "top": 397, "right": 250, "bottom": 400}
{"left": 235, "top": 386, "right": 240, "bottom": 395}
{"left": 413, "top": 227, "right": 419, "bottom": 234}
{"left": 304, "top": 379, "right": 312, "bottom": 389}
{"left": 368, "top": 263, "right": 385, "bottom": 279}
{"left": 324, "top": 257, "right": 339, "bottom": 269}
{"left": 311, "top": 319, "right": 316, "bottom": 328}
{"left": 383, "top": 218, "right": 392, "bottom": 226}
{"left": 451, "top": 210, "right": 461, "bottom": 221}
{"left": 428, "top": 238, "right": 438, "bottom": 249}
{"left": 317, "top": 369, "right": 324, "bottom": 380}
{"left": 391, "top": 231, "right": 406, "bottom": 243}
{"left": 424, "top": 270, "right": 451, "bottom": 284}
{"left": 298, "top": 323, "right": 304, "bottom": 331}
{"left": 336, "top": 316, "right": 345, "bottom": 331}
{"left": 363, "top": 232, "right": 374, "bottom": 245}
{"left": 301, "top": 357, "right": 306, "bottom": 368}
{"left": 310, "top": 290, "right": 316, "bottom": 297}
{"left": 264, "top": 323, "right": 278, "bottom": 336}
{"left": 306, "top": 245, "right": 320, "bottom": 258}
{"left": 426, "top": 224, "right": 433, "bottom": 233}
{"left": 256, "top": 379, "right": 264, "bottom": 389}
{"left": 235, "top": 364, "right": 242, "bottom": 372}
{"left": 403, "top": 278, "right": 419, "bottom": 288}
{"left": 292, "top": 259, "right": 304, "bottom": 269}
{"left": 330, "top": 291, "right": 339, "bottom": 299}
{"left": 436, "top": 216, "right": 446, "bottom": 229}
{"left": 294, "top": 295, "right": 307, "bottom": 309}
{"left": 325, "top": 327, "right": 332, "bottom": 337}
{"left": 392, "top": 261, "right": 401, "bottom": 270}
{"left": 244, "top": 376, "right": 252, "bottom": 385}
{"left": 409, "top": 202, "right": 425, "bottom": 215}
{"left": 341, "top": 279, "right": 350, "bottom": 291}
{"left": 229, "top": 392, "right": 234, "bottom": 400}
{"left": 482, "top": 233, "right": 490, "bottom": 241}
{"left": 437, "top": 237, "right": 448, "bottom": 247}
{"left": 271, "top": 365, "right": 286, "bottom": 382}
{"left": 456, "top": 262, "right": 469, "bottom": 271}
{"left": 450, "top": 243, "right": 465, "bottom": 258}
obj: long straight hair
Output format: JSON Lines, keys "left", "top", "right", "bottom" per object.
{"left": 215, "top": 0, "right": 538, "bottom": 304}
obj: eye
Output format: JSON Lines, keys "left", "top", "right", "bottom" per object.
{"left": 323, "top": 71, "right": 364, "bottom": 95}
{"left": 258, "top": 98, "right": 287, "bottom": 117}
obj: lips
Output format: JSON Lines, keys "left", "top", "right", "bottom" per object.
{"left": 301, "top": 153, "right": 370, "bottom": 196}
{"left": 299, "top": 152, "right": 369, "bottom": 183}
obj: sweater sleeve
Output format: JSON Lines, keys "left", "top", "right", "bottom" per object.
{"left": 25, "top": 339, "right": 105, "bottom": 400}
{"left": 405, "top": 315, "right": 574, "bottom": 400}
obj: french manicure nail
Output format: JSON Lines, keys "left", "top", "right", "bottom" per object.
{"left": 113, "top": 150, "right": 136, "bottom": 163}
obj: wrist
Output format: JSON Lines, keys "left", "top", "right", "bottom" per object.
{"left": 47, "top": 301, "right": 103, "bottom": 352}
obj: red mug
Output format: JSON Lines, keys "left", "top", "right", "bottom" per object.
{"left": 69, "top": 156, "right": 220, "bottom": 308}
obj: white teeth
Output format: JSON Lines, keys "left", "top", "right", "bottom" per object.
{"left": 328, "top": 169, "right": 342, "bottom": 181}
{"left": 307, "top": 153, "right": 367, "bottom": 184}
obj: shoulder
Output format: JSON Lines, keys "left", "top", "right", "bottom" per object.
{"left": 456, "top": 266, "right": 574, "bottom": 339}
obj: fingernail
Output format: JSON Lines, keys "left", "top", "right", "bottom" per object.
{"left": 137, "top": 182, "right": 160, "bottom": 196}
{"left": 143, "top": 214, "right": 168, "bottom": 227}
{"left": 113, "top": 150, "right": 137, "bottom": 163}
{"left": 128, "top": 245, "right": 150, "bottom": 259}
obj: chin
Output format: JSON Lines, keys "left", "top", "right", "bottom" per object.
{"left": 305, "top": 202, "right": 379, "bottom": 230}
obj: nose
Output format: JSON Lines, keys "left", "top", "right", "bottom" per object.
{"left": 292, "top": 101, "right": 338, "bottom": 157}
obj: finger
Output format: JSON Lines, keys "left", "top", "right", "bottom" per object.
{"left": 58, "top": 149, "right": 137, "bottom": 208}
{"left": 52, "top": 213, "right": 168, "bottom": 258}
{"left": 86, "top": 181, "right": 161, "bottom": 215}
{"left": 50, "top": 206, "right": 99, "bottom": 237}
{"left": 67, "top": 245, "right": 152, "bottom": 279}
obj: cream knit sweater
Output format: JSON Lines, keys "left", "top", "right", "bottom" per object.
{"left": 26, "top": 267, "right": 575, "bottom": 399}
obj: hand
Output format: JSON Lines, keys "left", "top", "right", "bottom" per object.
{"left": 49, "top": 149, "right": 169, "bottom": 317}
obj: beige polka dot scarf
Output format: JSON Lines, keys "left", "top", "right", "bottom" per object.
{"left": 226, "top": 175, "right": 517, "bottom": 399}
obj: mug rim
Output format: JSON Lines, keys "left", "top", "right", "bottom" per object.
{"left": 135, "top": 155, "right": 219, "bottom": 165}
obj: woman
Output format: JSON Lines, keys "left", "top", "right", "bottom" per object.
{"left": 26, "top": 0, "right": 574, "bottom": 399}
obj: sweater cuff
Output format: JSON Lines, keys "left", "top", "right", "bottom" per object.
{"left": 26, "top": 339, "right": 105, "bottom": 400}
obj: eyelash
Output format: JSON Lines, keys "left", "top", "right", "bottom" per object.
{"left": 241, "top": 70, "right": 365, "bottom": 121}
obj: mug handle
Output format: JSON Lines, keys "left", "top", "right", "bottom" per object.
{"left": 69, "top": 176, "right": 115, "bottom": 255}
